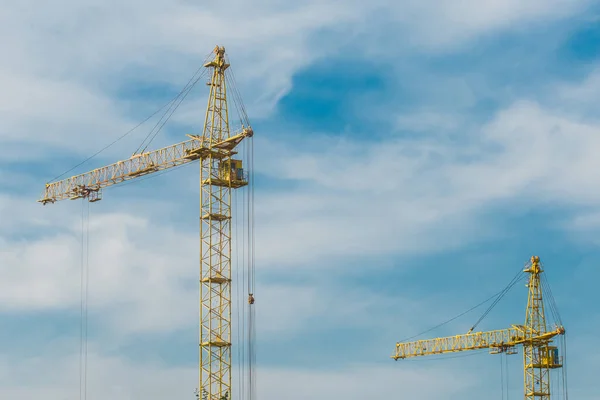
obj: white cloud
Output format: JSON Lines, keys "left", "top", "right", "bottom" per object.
{"left": 0, "top": 71, "right": 135, "bottom": 162}
{"left": 259, "top": 363, "right": 471, "bottom": 400}
{"left": 393, "top": 0, "right": 591, "bottom": 51}
{"left": 5, "top": 51, "right": 600, "bottom": 331}
{"left": 0, "top": 198, "right": 199, "bottom": 333}
{"left": 0, "top": 347, "right": 197, "bottom": 400}
{"left": 0, "top": 199, "right": 419, "bottom": 333}
{"left": 0, "top": 0, "right": 591, "bottom": 162}
{"left": 551, "top": 66, "right": 600, "bottom": 121}
{"left": 2, "top": 340, "right": 593, "bottom": 399}
{"left": 349, "top": 0, "right": 592, "bottom": 55}
{"left": 476, "top": 100, "right": 600, "bottom": 205}
{"left": 1, "top": 2, "right": 599, "bottom": 399}
{"left": 0, "top": 345, "right": 478, "bottom": 400}
{"left": 250, "top": 92, "right": 600, "bottom": 267}
{"left": 6, "top": 89, "right": 600, "bottom": 323}
{"left": 2, "top": 188, "right": 456, "bottom": 350}
{"left": 395, "top": 111, "right": 466, "bottom": 133}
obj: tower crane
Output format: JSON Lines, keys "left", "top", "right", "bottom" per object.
{"left": 392, "top": 256, "right": 567, "bottom": 400}
{"left": 38, "top": 46, "right": 255, "bottom": 400}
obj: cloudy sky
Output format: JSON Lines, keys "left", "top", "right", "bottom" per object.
{"left": 1, "top": 0, "right": 599, "bottom": 399}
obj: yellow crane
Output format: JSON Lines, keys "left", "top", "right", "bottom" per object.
{"left": 392, "top": 256, "right": 567, "bottom": 400}
{"left": 38, "top": 45, "right": 255, "bottom": 400}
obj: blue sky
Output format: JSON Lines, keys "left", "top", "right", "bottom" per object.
{"left": 1, "top": 1, "right": 600, "bottom": 399}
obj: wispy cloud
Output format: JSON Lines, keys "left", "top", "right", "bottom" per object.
{"left": 1, "top": 0, "right": 599, "bottom": 399}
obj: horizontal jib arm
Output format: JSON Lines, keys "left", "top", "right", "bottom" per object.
{"left": 39, "top": 128, "right": 253, "bottom": 204}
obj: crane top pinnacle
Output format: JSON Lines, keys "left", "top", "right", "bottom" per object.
{"left": 204, "top": 45, "right": 229, "bottom": 71}
{"left": 214, "top": 45, "right": 225, "bottom": 57}
{"left": 531, "top": 255, "right": 540, "bottom": 265}
{"left": 525, "top": 255, "right": 542, "bottom": 274}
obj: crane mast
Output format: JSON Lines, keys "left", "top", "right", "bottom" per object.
{"left": 392, "top": 256, "right": 566, "bottom": 400}
{"left": 200, "top": 45, "right": 240, "bottom": 400}
{"left": 523, "top": 256, "right": 555, "bottom": 400}
{"left": 38, "top": 46, "right": 254, "bottom": 400}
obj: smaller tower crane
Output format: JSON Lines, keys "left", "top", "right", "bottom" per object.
{"left": 392, "top": 256, "right": 566, "bottom": 400}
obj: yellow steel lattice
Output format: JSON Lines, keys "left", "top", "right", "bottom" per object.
{"left": 199, "top": 45, "right": 247, "bottom": 400}
{"left": 392, "top": 256, "right": 566, "bottom": 400}
{"left": 38, "top": 45, "right": 254, "bottom": 400}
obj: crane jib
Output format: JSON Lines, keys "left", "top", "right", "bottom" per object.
{"left": 38, "top": 128, "right": 253, "bottom": 205}
{"left": 391, "top": 256, "right": 567, "bottom": 400}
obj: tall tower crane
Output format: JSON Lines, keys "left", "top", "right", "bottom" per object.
{"left": 392, "top": 256, "right": 567, "bottom": 400}
{"left": 38, "top": 46, "right": 255, "bottom": 400}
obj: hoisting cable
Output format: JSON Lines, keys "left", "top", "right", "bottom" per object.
{"left": 229, "top": 64, "right": 251, "bottom": 127}
{"left": 538, "top": 262, "right": 568, "bottom": 400}
{"left": 468, "top": 267, "right": 526, "bottom": 333}
{"left": 135, "top": 52, "right": 214, "bottom": 154}
{"left": 540, "top": 272, "right": 562, "bottom": 326}
{"left": 500, "top": 353, "right": 505, "bottom": 400}
{"left": 563, "top": 333, "right": 569, "bottom": 400}
{"left": 250, "top": 127, "right": 257, "bottom": 400}
{"left": 398, "top": 270, "right": 525, "bottom": 343}
{"left": 555, "top": 331, "right": 569, "bottom": 399}
{"left": 233, "top": 189, "right": 239, "bottom": 398}
{"left": 235, "top": 92, "right": 256, "bottom": 400}
{"left": 505, "top": 352, "right": 509, "bottom": 400}
{"left": 135, "top": 68, "right": 208, "bottom": 154}
{"left": 240, "top": 152, "right": 247, "bottom": 400}
{"left": 224, "top": 59, "right": 250, "bottom": 128}
{"left": 225, "top": 66, "right": 250, "bottom": 128}
{"left": 135, "top": 50, "right": 213, "bottom": 153}
{"left": 225, "top": 61, "right": 255, "bottom": 400}
{"left": 553, "top": 362, "right": 560, "bottom": 400}
{"left": 48, "top": 51, "right": 214, "bottom": 184}
{"left": 223, "top": 61, "right": 240, "bottom": 123}
{"left": 84, "top": 201, "right": 90, "bottom": 400}
{"left": 48, "top": 98, "right": 177, "bottom": 183}
{"left": 397, "top": 290, "right": 507, "bottom": 343}
{"left": 79, "top": 200, "right": 84, "bottom": 400}
{"left": 224, "top": 73, "right": 244, "bottom": 129}
{"left": 246, "top": 136, "right": 253, "bottom": 400}
{"left": 79, "top": 199, "right": 91, "bottom": 400}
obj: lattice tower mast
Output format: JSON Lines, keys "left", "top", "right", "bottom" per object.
{"left": 200, "top": 45, "right": 237, "bottom": 400}
{"left": 524, "top": 256, "right": 551, "bottom": 400}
